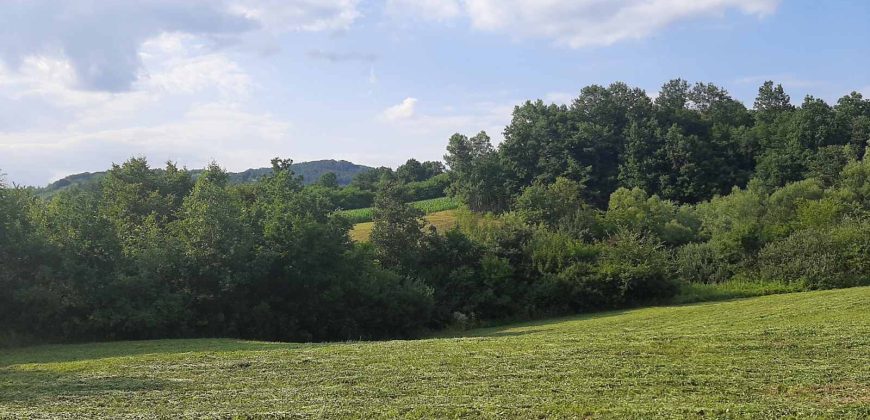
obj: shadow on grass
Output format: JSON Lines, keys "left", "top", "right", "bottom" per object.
{"left": 0, "top": 368, "right": 171, "bottom": 405}
{"left": 451, "top": 309, "right": 633, "bottom": 339}
{"left": 0, "top": 338, "right": 305, "bottom": 368}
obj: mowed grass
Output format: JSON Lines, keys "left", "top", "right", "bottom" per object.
{"left": 2, "top": 288, "right": 868, "bottom": 418}
{"left": 350, "top": 209, "right": 459, "bottom": 242}
{"left": 338, "top": 196, "right": 460, "bottom": 224}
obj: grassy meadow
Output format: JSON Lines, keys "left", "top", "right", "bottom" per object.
{"left": 2, "top": 287, "right": 868, "bottom": 418}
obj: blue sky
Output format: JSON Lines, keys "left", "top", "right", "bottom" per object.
{"left": 1, "top": 0, "right": 869, "bottom": 186}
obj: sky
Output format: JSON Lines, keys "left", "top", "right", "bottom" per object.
{"left": 1, "top": 0, "right": 869, "bottom": 186}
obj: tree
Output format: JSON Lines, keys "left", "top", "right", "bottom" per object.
{"left": 396, "top": 158, "right": 427, "bottom": 183}
{"left": 515, "top": 177, "right": 591, "bottom": 231}
{"left": 445, "top": 131, "right": 511, "bottom": 212}
{"left": 351, "top": 167, "right": 394, "bottom": 191}
{"left": 317, "top": 172, "right": 339, "bottom": 188}
{"left": 754, "top": 81, "right": 793, "bottom": 123}
{"left": 421, "top": 161, "right": 445, "bottom": 178}
{"left": 499, "top": 100, "right": 572, "bottom": 192}
{"left": 370, "top": 180, "right": 425, "bottom": 270}
{"left": 173, "top": 162, "right": 250, "bottom": 333}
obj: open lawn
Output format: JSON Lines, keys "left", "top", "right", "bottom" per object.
{"left": 1, "top": 287, "right": 868, "bottom": 418}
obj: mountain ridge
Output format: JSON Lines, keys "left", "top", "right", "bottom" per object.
{"left": 39, "top": 159, "right": 375, "bottom": 196}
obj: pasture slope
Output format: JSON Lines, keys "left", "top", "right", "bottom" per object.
{"left": 1, "top": 287, "right": 868, "bottom": 418}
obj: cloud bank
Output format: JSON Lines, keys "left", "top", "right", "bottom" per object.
{"left": 388, "top": 0, "right": 780, "bottom": 47}
{"left": 0, "top": 0, "right": 360, "bottom": 92}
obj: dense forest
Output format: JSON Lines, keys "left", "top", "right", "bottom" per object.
{"left": 1, "top": 79, "right": 869, "bottom": 345}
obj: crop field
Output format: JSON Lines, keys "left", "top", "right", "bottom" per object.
{"left": 338, "top": 196, "right": 460, "bottom": 224}
{"left": 1, "top": 287, "right": 868, "bottom": 418}
{"left": 350, "top": 209, "right": 459, "bottom": 242}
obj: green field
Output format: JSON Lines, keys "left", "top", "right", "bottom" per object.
{"left": 338, "top": 196, "right": 460, "bottom": 224}
{"left": 1, "top": 287, "right": 868, "bottom": 418}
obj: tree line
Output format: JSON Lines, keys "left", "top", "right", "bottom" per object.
{"left": 1, "top": 79, "right": 868, "bottom": 345}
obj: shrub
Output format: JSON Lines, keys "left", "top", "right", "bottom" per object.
{"left": 755, "top": 218, "right": 870, "bottom": 289}
{"left": 595, "top": 231, "right": 679, "bottom": 304}
{"left": 760, "top": 178, "right": 825, "bottom": 241}
{"left": 696, "top": 185, "right": 765, "bottom": 260}
{"left": 673, "top": 242, "right": 734, "bottom": 284}
{"left": 604, "top": 187, "right": 701, "bottom": 246}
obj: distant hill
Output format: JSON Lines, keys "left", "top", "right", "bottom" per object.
{"left": 38, "top": 159, "right": 374, "bottom": 197}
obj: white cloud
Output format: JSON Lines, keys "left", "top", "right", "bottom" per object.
{"left": 0, "top": 32, "right": 289, "bottom": 185}
{"left": 229, "top": 0, "right": 361, "bottom": 32}
{"left": 386, "top": 0, "right": 463, "bottom": 21}
{"left": 392, "top": 0, "right": 780, "bottom": 47}
{"left": 138, "top": 33, "right": 253, "bottom": 98}
{"left": 382, "top": 97, "right": 418, "bottom": 121}
{"left": 0, "top": 1, "right": 361, "bottom": 92}
{"left": 0, "top": 103, "right": 292, "bottom": 184}
{"left": 380, "top": 98, "right": 514, "bottom": 143}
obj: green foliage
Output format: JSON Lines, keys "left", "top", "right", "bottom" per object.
{"left": 604, "top": 187, "right": 700, "bottom": 246}
{"left": 447, "top": 79, "right": 870, "bottom": 211}
{"left": 695, "top": 185, "right": 765, "bottom": 261}
{"left": 395, "top": 158, "right": 444, "bottom": 183}
{"left": 759, "top": 178, "right": 825, "bottom": 240}
{"left": 403, "top": 172, "right": 450, "bottom": 201}
{"left": 370, "top": 181, "right": 425, "bottom": 270}
{"left": 444, "top": 131, "right": 512, "bottom": 212}
{"left": 594, "top": 231, "right": 677, "bottom": 305}
{"left": 316, "top": 172, "right": 339, "bottom": 188}
{"left": 338, "top": 196, "right": 459, "bottom": 224}
{"left": 515, "top": 177, "right": 596, "bottom": 235}
{"left": 755, "top": 219, "right": 870, "bottom": 289}
{"left": 1, "top": 157, "right": 434, "bottom": 344}
{"left": 673, "top": 242, "right": 734, "bottom": 284}
{"left": 6, "top": 78, "right": 870, "bottom": 346}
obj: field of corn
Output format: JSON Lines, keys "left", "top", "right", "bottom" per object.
{"left": 337, "top": 196, "right": 460, "bottom": 223}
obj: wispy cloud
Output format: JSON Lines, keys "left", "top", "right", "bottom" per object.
{"left": 307, "top": 50, "right": 378, "bottom": 63}
{"left": 390, "top": 0, "right": 780, "bottom": 48}
{"left": 381, "top": 97, "right": 418, "bottom": 121}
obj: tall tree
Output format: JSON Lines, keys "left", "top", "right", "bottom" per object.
{"left": 370, "top": 180, "right": 425, "bottom": 271}
{"left": 445, "top": 131, "right": 511, "bottom": 212}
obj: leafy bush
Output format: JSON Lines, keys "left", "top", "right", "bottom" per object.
{"left": 759, "top": 178, "right": 825, "bottom": 241}
{"left": 604, "top": 187, "right": 701, "bottom": 246}
{"left": 755, "top": 219, "right": 870, "bottom": 289}
{"left": 594, "top": 231, "right": 678, "bottom": 305}
{"left": 673, "top": 242, "right": 734, "bottom": 284}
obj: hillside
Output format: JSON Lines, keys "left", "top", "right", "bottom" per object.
{"left": 37, "top": 159, "right": 374, "bottom": 196}
{"left": 1, "top": 287, "right": 867, "bottom": 418}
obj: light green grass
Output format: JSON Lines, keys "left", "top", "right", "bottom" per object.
{"left": 2, "top": 287, "right": 868, "bottom": 418}
{"left": 338, "top": 196, "right": 459, "bottom": 224}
